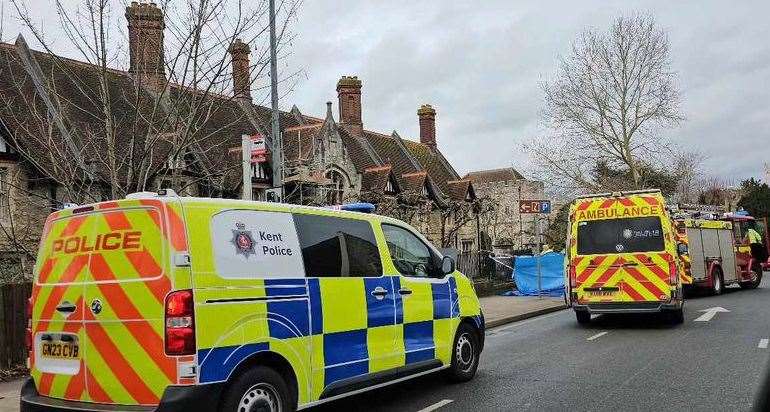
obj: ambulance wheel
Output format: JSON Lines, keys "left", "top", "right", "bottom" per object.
{"left": 446, "top": 323, "right": 480, "bottom": 382}
{"left": 575, "top": 310, "right": 591, "bottom": 325}
{"left": 667, "top": 308, "right": 684, "bottom": 325}
{"left": 711, "top": 268, "right": 723, "bottom": 296}
{"left": 740, "top": 265, "right": 762, "bottom": 290}
{"left": 220, "top": 366, "right": 293, "bottom": 412}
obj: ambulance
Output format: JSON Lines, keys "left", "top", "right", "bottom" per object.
{"left": 565, "top": 190, "right": 684, "bottom": 324}
{"left": 20, "top": 191, "right": 484, "bottom": 411}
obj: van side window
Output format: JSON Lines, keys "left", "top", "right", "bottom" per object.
{"left": 382, "top": 224, "right": 435, "bottom": 278}
{"left": 293, "top": 214, "right": 382, "bottom": 277}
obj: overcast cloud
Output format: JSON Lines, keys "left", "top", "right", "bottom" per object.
{"left": 3, "top": 0, "right": 769, "bottom": 184}
{"left": 283, "top": 0, "right": 770, "bottom": 184}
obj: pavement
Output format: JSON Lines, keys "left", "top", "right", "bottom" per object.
{"left": 479, "top": 294, "right": 566, "bottom": 328}
{"left": 0, "top": 379, "right": 22, "bottom": 412}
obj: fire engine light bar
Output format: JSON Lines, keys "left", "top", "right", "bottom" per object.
{"left": 327, "top": 203, "right": 376, "bottom": 213}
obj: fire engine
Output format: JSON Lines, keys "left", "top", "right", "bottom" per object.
{"left": 671, "top": 204, "right": 769, "bottom": 294}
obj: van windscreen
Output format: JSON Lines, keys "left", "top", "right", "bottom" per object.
{"left": 577, "top": 216, "right": 665, "bottom": 255}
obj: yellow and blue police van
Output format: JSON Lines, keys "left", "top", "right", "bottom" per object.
{"left": 21, "top": 191, "right": 484, "bottom": 411}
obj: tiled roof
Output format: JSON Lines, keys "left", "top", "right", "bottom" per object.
{"left": 464, "top": 167, "right": 524, "bottom": 184}
{"left": 446, "top": 179, "right": 474, "bottom": 201}
{"left": 283, "top": 124, "right": 321, "bottom": 164}
{"left": 361, "top": 165, "right": 393, "bottom": 193}
{"left": 0, "top": 40, "right": 313, "bottom": 193}
{"left": 403, "top": 139, "right": 460, "bottom": 194}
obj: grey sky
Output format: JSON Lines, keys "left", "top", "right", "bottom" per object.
{"left": 3, "top": 0, "right": 769, "bottom": 184}
{"left": 284, "top": 1, "right": 769, "bottom": 184}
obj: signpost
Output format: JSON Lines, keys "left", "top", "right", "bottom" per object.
{"left": 520, "top": 199, "right": 553, "bottom": 297}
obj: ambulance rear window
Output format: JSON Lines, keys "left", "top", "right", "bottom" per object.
{"left": 577, "top": 216, "right": 665, "bottom": 255}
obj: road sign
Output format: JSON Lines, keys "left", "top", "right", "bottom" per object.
{"left": 250, "top": 135, "right": 268, "bottom": 163}
{"left": 519, "top": 200, "right": 552, "bottom": 214}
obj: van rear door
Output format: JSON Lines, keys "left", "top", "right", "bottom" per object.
{"left": 31, "top": 199, "right": 186, "bottom": 406}
{"left": 572, "top": 212, "right": 674, "bottom": 304}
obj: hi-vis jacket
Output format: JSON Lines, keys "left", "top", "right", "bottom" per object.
{"left": 26, "top": 195, "right": 483, "bottom": 409}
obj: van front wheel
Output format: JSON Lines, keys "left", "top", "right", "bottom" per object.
{"left": 445, "top": 323, "right": 480, "bottom": 382}
{"left": 220, "top": 366, "right": 292, "bottom": 412}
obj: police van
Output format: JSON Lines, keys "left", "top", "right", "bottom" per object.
{"left": 566, "top": 189, "right": 684, "bottom": 325}
{"left": 21, "top": 192, "right": 484, "bottom": 411}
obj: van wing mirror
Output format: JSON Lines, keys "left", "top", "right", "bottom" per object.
{"left": 441, "top": 255, "right": 456, "bottom": 275}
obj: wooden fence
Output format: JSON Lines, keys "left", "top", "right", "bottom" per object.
{"left": 0, "top": 282, "right": 31, "bottom": 369}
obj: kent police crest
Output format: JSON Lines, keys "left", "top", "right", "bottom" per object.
{"left": 231, "top": 222, "right": 256, "bottom": 257}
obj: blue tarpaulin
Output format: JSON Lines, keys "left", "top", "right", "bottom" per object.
{"left": 511, "top": 252, "right": 565, "bottom": 296}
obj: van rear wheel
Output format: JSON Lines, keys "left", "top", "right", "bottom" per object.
{"left": 575, "top": 310, "right": 591, "bottom": 325}
{"left": 220, "top": 366, "right": 292, "bottom": 412}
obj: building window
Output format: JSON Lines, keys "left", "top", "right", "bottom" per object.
{"left": 461, "top": 239, "right": 474, "bottom": 253}
{"left": 421, "top": 183, "right": 429, "bottom": 197}
{"left": 326, "top": 170, "right": 345, "bottom": 205}
{"left": 0, "top": 137, "right": 8, "bottom": 153}
{"left": 252, "top": 163, "right": 267, "bottom": 179}
{"left": 385, "top": 177, "right": 395, "bottom": 194}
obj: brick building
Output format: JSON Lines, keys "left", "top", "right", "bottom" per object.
{"left": 0, "top": 3, "right": 486, "bottom": 278}
{"left": 465, "top": 167, "right": 553, "bottom": 255}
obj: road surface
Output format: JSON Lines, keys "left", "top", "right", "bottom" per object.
{"left": 312, "top": 275, "right": 770, "bottom": 411}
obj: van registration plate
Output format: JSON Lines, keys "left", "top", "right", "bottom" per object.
{"left": 41, "top": 341, "right": 80, "bottom": 360}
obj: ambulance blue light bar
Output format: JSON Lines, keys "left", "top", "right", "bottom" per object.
{"left": 327, "top": 202, "right": 376, "bottom": 213}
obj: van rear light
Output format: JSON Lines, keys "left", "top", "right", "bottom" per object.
{"left": 25, "top": 297, "right": 32, "bottom": 352}
{"left": 165, "top": 290, "right": 195, "bottom": 355}
{"left": 569, "top": 265, "right": 577, "bottom": 288}
{"left": 668, "top": 262, "right": 678, "bottom": 286}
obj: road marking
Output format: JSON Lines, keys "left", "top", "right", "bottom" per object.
{"left": 693, "top": 306, "right": 730, "bottom": 322}
{"left": 587, "top": 331, "right": 608, "bottom": 341}
{"left": 417, "top": 399, "right": 454, "bottom": 412}
{"left": 759, "top": 339, "right": 769, "bottom": 349}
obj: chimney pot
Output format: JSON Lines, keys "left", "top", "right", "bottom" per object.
{"left": 337, "top": 75, "right": 362, "bottom": 135}
{"left": 126, "top": 1, "right": 165, "bottom": 91}
{"left": 229, "top": 38, "right": 251, "bottom": 99}
{"left": 418, "top": 104, "right": 437, "bottom": 150}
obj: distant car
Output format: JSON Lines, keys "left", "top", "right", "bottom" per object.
{"left": 21, "top": 193, "right": 484, "bottom": 411}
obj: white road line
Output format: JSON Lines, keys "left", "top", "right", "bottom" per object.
{"left": 417, "top": 399, "right": 454, "bottom": 412}
{"left": 759, "top": 339, "right": 769, "bottom": 349}
{"left": 587, "top": 331, "right": 609, "bottom": 341}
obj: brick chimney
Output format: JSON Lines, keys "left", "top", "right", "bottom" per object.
{"left": 337, "top": 76, "right": 362, "bottom": 135}
{"left": 229, "top": 39, "right": 251, "bottom": 100}
{"left": 126, "top": 2, "right": 165, "bottom": 90}
{"left": 418, "top": 104, "right": 437, "bottom": 150}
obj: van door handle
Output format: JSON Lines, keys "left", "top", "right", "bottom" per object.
{"left": 622, "top": 262, "right": 639, "bottom": 267}
{"left": 56, "top": 301, "right": 76, "bottom": 313}
{"left": 370, "top": 286, "right": 388, "bottom": 300}
{"left": 398, "top": 288, "right": 413, "bottom": 296}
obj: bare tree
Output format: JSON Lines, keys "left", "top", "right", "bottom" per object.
{"left": 0, "top": 0, "right": 300, "bottom": 278}
{"left": 527, "top": 14, "right": 683, "bottom": 194}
